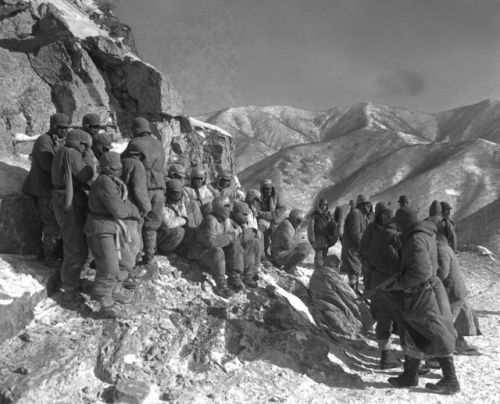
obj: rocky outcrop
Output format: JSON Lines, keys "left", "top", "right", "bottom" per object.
{"left": 0, "top": 254, "right": 370, "bottom": 402}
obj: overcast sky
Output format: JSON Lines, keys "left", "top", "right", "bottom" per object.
{"left": 115, "top": 0, "right": 500, "bottom": 115}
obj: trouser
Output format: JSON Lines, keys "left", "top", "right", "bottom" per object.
{"left": 258, "top": 219, "right": 276, "bottom": 256}
{"left": 313, "top": 247, "right": 328, "bottom": 268}
{"left": 376, "top": 318, "right": 393, "bottom": 341}
{"left": 196, "top": 242, "right": 244, "bottom": 286}
{"left": 35, "top": 195, "right": 62, "bottom": 259}
{"left": 142, "top": 190, "right": 165, "bottom": 257}
{"left": 272, "top": 242, "right": 311, "bottom": 269}
{"left": 157, "top": 227, "right": 185, "bottom": 253}
{"left": 52, "top": 190, "right": 88, "bottom": 291}
{"left": 88, "top": 233, "right": 119, "bottom": 307}
{"left": 241, "top": 230, "right": 261, "bottom": 281}
{"left": 120, "top": 219, "right": 142, "bottom": 271}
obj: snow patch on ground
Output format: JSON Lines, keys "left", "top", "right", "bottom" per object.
{"left": 445, "top": 188, "right": 460, "bottom": 196}
{"left": 0, "top": 256, "right": 45, "bottom": 304}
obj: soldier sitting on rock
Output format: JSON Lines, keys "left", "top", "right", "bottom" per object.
{"left": 157, "top": 179, "right": 202, "bottom": 257}
{"left": 230, "top": 202, "right": 261, "bottom": 288}
{"left": 84, "top": 152, "right": 141, "bottom": 318}
{"left": 166, "top": 163, "right": 187, "bottom": 186}
{"left": 209, "top": 170, "right": 242, "bottom": 204}
{"left": 188, "top": 196, "right": 244, "bottom": 298}
{"left": 23, "top": 113, "right": 69, "bottom": 269}
{"left": 185, "top": 166, "right": 216, "bottom": 214}
{"left": 271, "top": 209, "right": 312, "bottom": 276}
{"left": 307, "top": 198, "right": 337, "bottom": 269}
{"left": 257, "top": 178, "right": 287, "bottom": 258}
{"left": 51, "top": 129, "right": 94, "bottom": 302}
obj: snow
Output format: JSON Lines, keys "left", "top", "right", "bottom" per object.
{"left": 445, "top": 188, "right": 460, "bottom": 196}
{"left": 33, "top": 0, "right": 106, "bottom": 39}
{"left": 189, "top": 117, "right": 232, "bottom": 138}
{"left": 13, "top": 133, "right": 40, "bottom": 142}
{"left": 0, "top": 256, "right": 45, "bottom": 305}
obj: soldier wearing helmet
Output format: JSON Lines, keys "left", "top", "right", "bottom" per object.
{"left": 340, "top": 193, "right": 373, "bottom": 292}
{"left": 23, "top": 113, "right": 70, "bottom": 269}
{"left": 270, "top": 208, "right": 311, "bottom": 276}
{"left": 50, "top": 129, "right": 95, "bottom": 302}
{"left": 185, "top": 166, "right": 216, "bottom": 213}
{"left": 123, "top": 117, "right": 166, "bottom": 265}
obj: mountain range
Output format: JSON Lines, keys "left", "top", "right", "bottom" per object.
{"left": 202, "top": 100, "right": 500, "bottom": 254}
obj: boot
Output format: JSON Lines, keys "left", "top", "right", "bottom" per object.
{"left": 380, "top": 350, "right": 401, "bottom": 370}
{"left": 112, "top": 289, "right": 133, "bottom": 304}
{"left": 388, "top": 356, "right": 420, "bottom": 387}
{"left": 228, "top": 275, "right": 244, "bottom": 292}
{"left": 141, "top": 254, "right": 154, "bottom": 265}
{"left": 98, "top": 304, "right": 126, "bottom": 319}
{"left": 61, "top": 289, "right": 86, "bottom": 304}
{"left": 455, "top": 336, "right": 481, "bottom": 356}
{"left": 425, "top": 357, "right": 461, "bottom": 394}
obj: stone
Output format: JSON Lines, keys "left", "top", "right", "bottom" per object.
{"left": 114, "top": 379, "right": 150, "bottom": 404}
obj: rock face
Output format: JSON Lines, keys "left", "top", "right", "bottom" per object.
{"left": 0, "top": 0, "right": 235, "bottom": 254}
{"left": 0, "top": 254, "right": 370, "bottom": 402}
{"left": 207, "top": 101, "right": 500, "bottom": 254}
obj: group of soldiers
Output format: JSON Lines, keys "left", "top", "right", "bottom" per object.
{"left": 310, "top": 193, "right": 479, "bottom": 395}
{"left": 24, "top": 112, "right": 478, "bottom": 395}
{"left": 23, "top": 112, "right": 314, "bottom": 316}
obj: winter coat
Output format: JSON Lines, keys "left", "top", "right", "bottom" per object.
{"left": 123, "top": 135, "right": 165, "bottom": 191}
{"left": 84, "top": 174, "right": 140, "bottom": 236}
{"left": 185, "top": 185, "right": 216, "bottom": 207}
{"left": 340, "top": 208, "right": 371, "bottom": 275}
{"left": 121, "top": 157, "right": 152, "bottom": 216}
{"left": 161, "top": 200, "right": 188, "bottom": 230}
{"left": 333, "top": 204, "right": 352, "bottom": 239}
{"left": 396, "top": 220, "right": 456, "bottom": 358}
{"left": 307, "top": 207, "right": 337, "bottom": 249}
{"left": 442, "top": 218, "right": 457, "bottom": 251}
{"left": 437, "top": 239, "right": 468, "bottom": 304}
{"left": 187, "top": 213, "right": 234, "bottom": 260}
{"left": 395, "top": 205, "right": 412, "bottom": 231}
{"left": 258, "top": 185, "right": 286, "bottom": 224}
{"left": 271, "top": 219, "right": 302, "bottom": 261}
{"left": 23, "top": 132, "right": 63, "bottom": 197}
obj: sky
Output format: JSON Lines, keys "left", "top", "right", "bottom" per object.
{"left": 115, "top": 0, "right": 500, "bottom": 115}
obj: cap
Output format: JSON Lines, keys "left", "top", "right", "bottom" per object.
{"left": 166, "top": 179, "right": 183, "bottom": 193}
{"left": 82, "top": 113, "right": 101, "bottom": 127}
{"left": 191, "top": 166, "right": 206, "bottom": 178}
{"left": 440, "top": 201, "right": 452, "bottom": 211}
{"left": 356, "top": 194, "right": 371, "bottom": 205}
{"left": 398, "top": 195, "right": 409, "bottom": 204}
{"left": 50, "top": 113, "right": 70, "bottom": 128}
{"left": 99, "top": 151, "right": 122, "bottom": 171}
{"left": 132, "top": 117, "right": 151, "bottom": 134}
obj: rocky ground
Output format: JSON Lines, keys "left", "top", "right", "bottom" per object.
{"left": 0, "top": 247, "right": 498, "bottom": 404}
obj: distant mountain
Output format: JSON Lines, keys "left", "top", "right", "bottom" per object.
{"left": 202, "top": 100, "right": 500, "bottom": 254}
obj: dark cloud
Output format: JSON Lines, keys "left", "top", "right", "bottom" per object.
{"left": 376, "top": 70, "right": 425, "bottom": 97}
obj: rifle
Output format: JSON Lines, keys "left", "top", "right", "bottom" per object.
{"left": 356, "top": 274, "right": 398, "bottom": 301}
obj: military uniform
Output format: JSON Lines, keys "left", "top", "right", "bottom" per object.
{"left": 258, "top": 179, "right": 287, "bottom": 256}
{"left": 51, "top": 130, "right": 94, "bottom": 294}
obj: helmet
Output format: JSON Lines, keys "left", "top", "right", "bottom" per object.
{"left": 440, "top": 201, "right": 452, "bottom": 212}
{"left": 374, "top": 201, "right": 388, "bottom": 216}
{"left": 398, "top": 195, "right": 409, "bottom": 205}
{"left": 191, "top": 166, "right": 206, "bottom": 179}
{"left": 356, "top": 194, "right": 371, "bottom": 206}
{"left": 261, "top": 178, "right": 273, "bottom": 188}
{"left": 65, "top": 129, "right": 92, "bottom": 150}
{"left": 132, "top": 117, "right": 151, "bottom": 135}
{"left": 429, "top": 200, "right": 442, "bottom": 217}
{"left": 100, "top": 151, "right": 122, "bottom": 176}
{"left": 212, "top": 196, "right": 231, "bottom": 220}
{"left": 93, "top": 132, "right": 112, "bottom": 148}
{"left": 218, "top": 170, "right": 232, "bottom": 181}
{"left": 245, "top": 188, "right": 261, "bottom": 203}
{"left": 289, "top": 208, "right": 305, "bottom": 228}
{"left": 168, "top": 164, "right": 186, "bottom": 178}
{"left": 49, "top": 113, "right": 70, "bottom": 130}
{"left": 82, "top": 113, "right": 101, "bottom": 127}
{"left": 232, "top": 201, "right": 250, "bottom": 225}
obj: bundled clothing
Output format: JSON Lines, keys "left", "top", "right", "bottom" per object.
{"left": 51, "top": 139, "right": 94, "bottom": 292}
{"left": 84, "top": 169, "right": 140, "bottom": 307}
{"left": 442, "top": 217, "right": 457, "bottom": 252}
{"left": 23, "top": 132, "right": 64, "bottom": 261}
{"left": 185, "top": 184, "right": 216, "bottom": 213}
{"left": 257, "top": 182, "right": 287, "bottom": 255}
{"left": 333, "top": 203, "right": 353, "bottom": 241}
{"left": 271, "top": 218, "right": 311, "bottom": 270}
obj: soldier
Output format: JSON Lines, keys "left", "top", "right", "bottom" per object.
{"left": 166, "top": 163, "right": 187, "bottom": 185}
{"left": 185, "top": 166, "right": 216, "bottom": 213}
{"left": 23, "top": 113, "right": 69, "bottom": 268}
{"left": 271, "top": 209, "right": 311, "bottom": 276}
{"left": 84, "top": 152, "right": 140, "bottom": 318}
{"left": 440, "top": 202, "right": 457, "bottom": 252}
{"left": 386, "top": 212, "right": 459, "bottom": 395}
{"left": 123, "top": 117, "right": 166, "bottom": 265}
{"left": 209, "top": 170, "right": 241, "bottom": 203}
{"left": 333, "top": 200, "right": 354, "bottom": 242}
{"left": 245, "top": 188, "right": 266, "bottom": 268}
{"left": 121, "top": 143, "right": 152, "bottom": 271}
{"left": 340, "top": 194, "right": 372, "bottom": 291}
{"left": 395, "top": 195, "right": 410, "bottom": 232}
{"left": 307, "top": 198, "right": 337, "bottom": 269}
{"left": 425, "top": 200, "right": 446, "bottom": 236}
{"left": 51, "top": 129, "right": 94, "bottom": 302}
{"left": 362, "top": 207, "right": 402, "bottom": 369}
{"left": 91, "top": 132, "right": 112, "bottom": 160}
{"left": 188, "top": 196, "right": 243, "bottom": 298}
{"left": 82, "top": 113, "right": 102, "bottom": 141}
{"left": 230, "top": 202, "right": 261, "bottom": 288}
{"left": 157, "top": 179, "right": 201, "bottom": 256}
{"left": 257, "top": 178, "right": 287, "bottom": 257}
